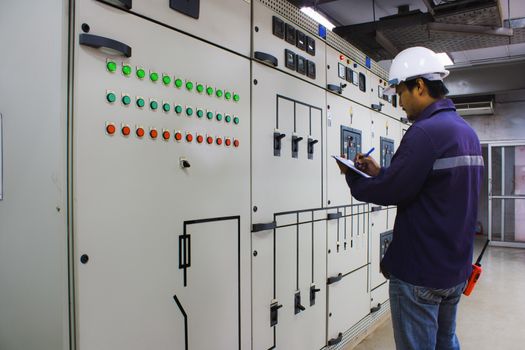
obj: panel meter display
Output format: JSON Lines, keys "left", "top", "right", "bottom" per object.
{"left": 380, "top": 137, "right": 395, "bottom": 167}
{"left": 340, "top": 126, "right": 362, "bottom": 161}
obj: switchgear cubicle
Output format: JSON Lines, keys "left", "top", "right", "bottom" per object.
{"left": 0, "top": 0, "right": 408, "bottom": 349}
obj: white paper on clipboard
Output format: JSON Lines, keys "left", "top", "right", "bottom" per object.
{"left": 332, "top": 155, "right": 372, "bottom": 178}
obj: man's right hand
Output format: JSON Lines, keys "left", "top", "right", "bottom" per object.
{"left": 354, "top": 153, "right": 381, "bottom": 177}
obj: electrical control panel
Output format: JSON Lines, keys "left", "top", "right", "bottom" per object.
{"left": 252, "top": 1, "right": 326, "bottom": 88}
{"left": 1, "top": 0, "right": 411, "bottom": 349}
{"left": 380, "top": 136, "right": 396, "bottom": 167}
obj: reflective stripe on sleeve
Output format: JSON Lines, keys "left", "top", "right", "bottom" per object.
{"left": 433, "top": 155, "right": 484, "bottom": 170}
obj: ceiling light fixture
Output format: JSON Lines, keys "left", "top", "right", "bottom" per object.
{"left": 300, "top": 7, "right": 336, "bottom": 31}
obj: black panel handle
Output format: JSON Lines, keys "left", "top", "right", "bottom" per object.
{"left": 327, "top": 273, "right": 343, "bottom": 285}
{"left": 254, "top": 51, "right": 278, "bottom": 67}
{"left": 270, "top": 302, "right": 283, "bottom": 327}
{"left": 294, "top": 291, "right": 306, "bottom": 314}
{"left": 252, "top": 221, "right": 277, "bottom": 232}
{"left": 97, "top": 0, "right": 132, "bottom": 9}
{"left": 274, "top": 132, "right": 286, "bottom": 157}
{"left": 371, "top": 303, "right": 382, "bottom": 313}
{"left": 371, "top": 206, "right": 382, "bottom": 212}
{"left": 328, "top": 332, "right": 343, "bottom": 346}
{"left": 79, "top": 34, "right": 132, "bottom": 57}
{"left": 327, "top": 212, "right": 342, "bottom": 220}
{"left": 327, "top": 83, "right": 342, "bottom": 94}
{"left": 310, "top": 285, "right": 321, "bottom": 306}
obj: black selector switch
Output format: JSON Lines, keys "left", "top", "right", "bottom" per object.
{"left": 274, "top": 131, "right": 286, "bottom": 157}
{"left": 296, "top": 55, "right": 306, "bottom": 75}
{"left": 294, "top": 291, "right": 306, "bottom": 315}
{"left": 296, "top": 30, "right": 306, "bottom": 51}
{"left": 308, "top": 137, "right": 318, "bottom": 160}
{"left": 272, "top": 16, "right": 284, "bottom": 39}
{"left": 292, "top": 134, "right": 303, "bottom": 158}
{"left": 310, "top": 285, "right": 321, "bottom": 306}
{"left": 307, "top": 60, "right": 316, "bottom": 79}
{"left": 270, "top": 301, "right": 283, "bottom": 326}
{"left": 285, "top": 49, "right": 296, "bottom": 70}
{"left": 306, "top": 36, "right": 316, "bottom": 56}
{"left": 285, "top": 23, "right": 296, "bottom": 45}
{"left": 359, "top": 72, "right": 366, "bottom": 92}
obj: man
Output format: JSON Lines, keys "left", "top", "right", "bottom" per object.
{"left": 339, "top": 47, "right": 483, "bottom": 350}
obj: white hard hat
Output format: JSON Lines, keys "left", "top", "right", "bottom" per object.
{"left": 383, "top": 46, "right": 450, "bottom": 95}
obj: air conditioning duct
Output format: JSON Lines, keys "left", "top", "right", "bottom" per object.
{"left": 456, "top": 101, "right": 494, "bottom": 116}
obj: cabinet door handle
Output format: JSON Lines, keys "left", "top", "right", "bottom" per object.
{"left": 97, "top": 0, "right": 132, "bottom": 9}
{"left": 79, "top": 34, "right": 132, "bottom": 57}
{"left": 254, "top": 51, "right": 278, "bottom": 67}
{"left": 252, "top": 221, "right": 277, "bottom": 233}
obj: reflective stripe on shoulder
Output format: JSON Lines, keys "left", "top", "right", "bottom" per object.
{"left": 433, "top": 155, "right": 484, "bottom": 170}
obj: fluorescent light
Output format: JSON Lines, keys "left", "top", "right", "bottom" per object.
{"left": 300, "top": 7, "right": 336, "bottom": 31}
{"left": 437, "top": 52, "right": 454, "bottom": 66}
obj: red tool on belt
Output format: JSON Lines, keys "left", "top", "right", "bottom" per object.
{"left": 463, "top": 239, "right": 490, "bottom": 296}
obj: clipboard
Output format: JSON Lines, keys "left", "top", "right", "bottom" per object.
{"left": 332, "top": 155, "right": 372, "bottom": 178}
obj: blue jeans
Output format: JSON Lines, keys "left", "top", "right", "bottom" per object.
{"left": 389, "top": 275, "right": 466, "bottom": 350}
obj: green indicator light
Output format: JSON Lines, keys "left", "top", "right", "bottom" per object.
{"left": 225, "top": 92, "right": 232, "bottom": 100}
{"left": 216, "top": 113, "right": 223, "bottom": 121}
{"left": 162, "top": 75, "right": 172, "bottom": 85}
{"left": 234, "top": 117, "right": 240, "bottom": 124}
{"left": 136, "top": 98, "right": 145, "bottom": 108}
{"left": 150, "top": 72, "right": 159, "bottom": 82}
{"left": 186, "top": 81, "right": 194, "bottom": 91}
{"left": 106, "top": 92, "right": 116, "bottom": 103}
{"left": 207, "top": 111, "right": 213, "bottom": 119}
{"left": 122, "top": 65, "right": 132, "bottom": 76}
{"left": 216, "top": 89, "right": 223, "bottom": 98}
{"left": 175, "top": 79, "right": 183, "bottom": 88}
{"left": 233, "top": 93, "right": 240, "bottom": 102}
{"left": 106, "top": 61, "right": 117, "bottom": 72}
{"left": 225, "top": 115, "right": 231, "bottom": 123}
{"left": 150, "top": 100, "right": 158, "bottom": 110}
{"left": 175, "top": 105, "right": 183, "bottom": 114}
{"left": 122, "top": 95, "right": 131, "bottom": 105}
{"left": 163, "top": 103, "right": 170, "bottom": 112}
{"left": 136, "top": 68, "right": 145, "bottom": 79}
{"left": 186, "top": 107, "right": 194, "bottom": 116}
{"left": 197, "top": 109, "right": 204, "bottom": 118}
{"left": 197, "top": 84, "right": 204, "bottom": 93}
{"left": 206, "top": 87, "right": 214, "bottom": 95}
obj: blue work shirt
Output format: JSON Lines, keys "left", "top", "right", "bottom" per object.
{"left": 346, "top": 99, "right": 483, "bottom": 289}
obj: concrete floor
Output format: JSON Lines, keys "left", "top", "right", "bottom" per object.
{"left": 353, "top": 237, "right": 525, "bottom": 349}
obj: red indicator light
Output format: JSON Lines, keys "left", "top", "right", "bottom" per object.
{"left": 122, "top": 126, "right": 131, "bottom": 136}
{"left": 150, "top": 129, "right": 158, "bottom": 139}
{"left": 136, "top": 127, "right": 145, "bottom": 137}
{"left": 106, "top": 124, "right": 116, "bottom": 135}
{"left": 163, "top": 131, "right": 171, "bottom": 140}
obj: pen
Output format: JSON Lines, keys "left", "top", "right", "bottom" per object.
{"left": 363, "top": 147, "right": 375, "bottom": 158}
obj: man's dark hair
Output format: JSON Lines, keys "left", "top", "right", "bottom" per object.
{"left": 404, "top": 77, "right": 449, "bottom": 98}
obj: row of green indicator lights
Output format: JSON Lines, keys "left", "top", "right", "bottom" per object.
{"left": 106, "top": 91, "right": 240, "bottom": 124}
{"left": 106, "top": 60, "right": 240, "bottom": 102}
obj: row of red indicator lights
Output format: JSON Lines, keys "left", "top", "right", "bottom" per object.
{"left": 106, "top": 123, "right": 240, "bottom": 147}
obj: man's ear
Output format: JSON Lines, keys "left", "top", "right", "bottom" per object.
{"left": 416, "top": 78, "right": 426, "bottom": 96}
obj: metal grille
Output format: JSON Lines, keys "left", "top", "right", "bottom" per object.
{"left": 257, "top": 0, "right": 389, "bottom": 79}
{"left": 435, "top": 4, "right": 501, "bottom": 26}
{"left": 329, "top": 301, "right": 390, "bottom": 350}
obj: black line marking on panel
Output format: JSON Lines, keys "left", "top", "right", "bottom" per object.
{"left": 296, "top": 212, "right": 300, "bottom": 290}
{"left": 309, "top": 107, "right": 312, "bottom": 135}
{"left": 294, "top": 101, "right": 297, "bottom": 132}
{"left": 276, "top": 94, "right": 279, "bottom": 129}
{"left": 173, "top": 294, "right": 189, "bottom": 350}
{"left": 343, "top": 207, "right": 347, "bottom": 250}
{"left": 371, "top": 280, "right": 388, "bottom": 292}
{"left": 341, "top": 263, "right": 369, "bottom": 279}
{"left": 180, "top": 215, "right": 241, "bottom": 350}
{"left": 336, "top": 210, "right": 340, "bottom": 253}
{"left": 311, "top": 211, "right": 315, "bottom": 283}
{"left": 273, "top": 213, "right": 277, "bottom": 299}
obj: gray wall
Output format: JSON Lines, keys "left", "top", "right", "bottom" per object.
{"left": 0, "top": 1, "right": 70, "bottom": 349}
{"left": 463, "top": 93, "right": 525, "bottom": 241}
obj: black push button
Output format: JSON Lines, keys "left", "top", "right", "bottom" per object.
{"left": 285, "top": 49, "right": 296, "bottom": 70}
{"left": 285, "top": 23, "right": 296, "bottom": 45}
{"left": 307, "top": 60, "right": 316, "bottom": 79}
{"left": 272, "top": 16, "right": 284, "bottom": 39}
{"left": 296, "top": 55, "right": 306, "bottom": 75}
